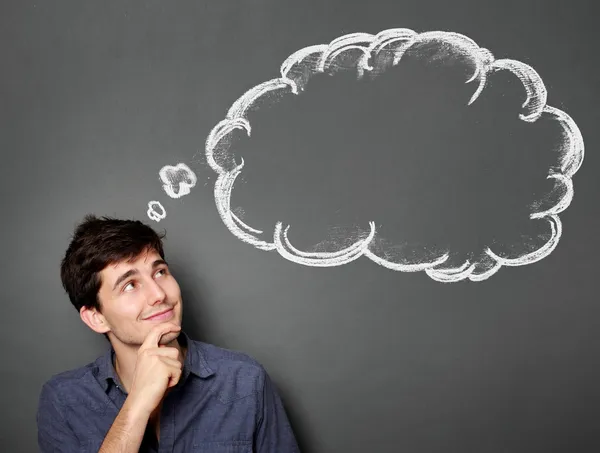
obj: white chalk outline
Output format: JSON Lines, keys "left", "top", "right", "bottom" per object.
{"left": 204, "top": 28, "right": 584, "bottom": 282}
{"left": 159, "top": 163, "right": 198, "bottom": 199}
{"left": 147, "top": 201, "right": 166, "bottom": 222}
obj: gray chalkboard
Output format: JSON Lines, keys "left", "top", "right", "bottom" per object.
{"left": 3, "top": 1, "right": 599, "bottom": 452}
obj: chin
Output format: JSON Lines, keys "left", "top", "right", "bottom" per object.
{"left": 159, "top": 330, "right": 180, "bottom": 345}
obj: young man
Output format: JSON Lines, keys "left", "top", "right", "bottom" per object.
{"left": 36, "top": 215, "right": 300, "bottom": 452}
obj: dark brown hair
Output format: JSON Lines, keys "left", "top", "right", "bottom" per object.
{"left": 61, "top": 214, "right": 166, "bottom": 340}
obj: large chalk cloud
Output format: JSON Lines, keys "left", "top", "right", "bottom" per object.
{"left": 205, "top": 28, "right": 584, "bottom": 282}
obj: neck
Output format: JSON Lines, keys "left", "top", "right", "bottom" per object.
{"left": 112, "top": 336, "right": 186, "bottom": 394}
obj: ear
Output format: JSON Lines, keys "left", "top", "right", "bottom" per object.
{"left": 80, "top": 306, "right": 111, "bottom": 334}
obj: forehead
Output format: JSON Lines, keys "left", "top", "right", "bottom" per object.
{"left": 101, "top": 249, "right": 163, "bottom": 278}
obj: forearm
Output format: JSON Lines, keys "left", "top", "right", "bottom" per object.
{"left": 98, "top": 396, "right": 150, "bottom": 453}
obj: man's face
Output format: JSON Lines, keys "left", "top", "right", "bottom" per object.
{"left": 90, "top": 248, "right": 183, "bottom": 347}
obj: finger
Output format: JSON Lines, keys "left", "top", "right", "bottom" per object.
{"left": 167, "top": 376, "right": 179, "bottom": 388}
{"left": 169, "top": 372, "right": 182, "bottom": 386}
{"left": 142, "top": 322, "right": 179, "bottom": 349}
{"left": 140, "top": 323, "right": 181, "bottom": 351}
{"left": 158, "top": 356, "right": 183, "bottom": 369}
{"left": 167, "top": 367, "right": 183, "bottom": 388}
{"left": 149, "top": 347, "right": 181, "bottom": 359}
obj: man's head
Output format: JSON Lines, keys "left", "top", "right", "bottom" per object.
{"left": 61, "top": 215, "right": 183, "bottom": 347}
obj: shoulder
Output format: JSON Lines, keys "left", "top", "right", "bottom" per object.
{"left": 41, "top": 362, "right": 95, "bottom": 390}
{"left": 197, "top": 340, "right": 264, "bottom": 369}
{"left": 192, "top": 340, "right": 269, "bottom": 403}
{"left": 38, "top": 356, "right": 104, "bottom": 408}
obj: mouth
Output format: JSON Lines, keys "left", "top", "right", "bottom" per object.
{"left": 144, "top": 308, "right": 174, "bottom": 321}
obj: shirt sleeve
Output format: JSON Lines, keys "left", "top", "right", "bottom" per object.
{"left": 254, "top": 368, "right": 301, "bottom": 453}
{"left": 37, "top": 381, "right": 80, "bottom": 453}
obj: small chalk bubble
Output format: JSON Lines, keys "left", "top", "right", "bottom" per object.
{"left": 147, "top": 201, "right": 167, "bottom": 222}
{"left": 159, "top": 163, "right": 197, "bottom": 199}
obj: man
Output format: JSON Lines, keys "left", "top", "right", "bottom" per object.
{"left": 37, "top": 214, "right": 300, "bottom": 452}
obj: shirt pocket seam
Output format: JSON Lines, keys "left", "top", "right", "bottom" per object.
{"left": 216, "top": 389, "right": 260, "bottom": 405}
{"left": 191, "top": 436, "right": 253, "bottom": 449}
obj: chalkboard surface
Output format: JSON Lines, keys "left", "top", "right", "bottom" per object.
{"left": 3, "top": 1, "right": 599, "bottom": 452}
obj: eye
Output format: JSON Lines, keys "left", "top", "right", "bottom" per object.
{"left": 155, "top": 268, "right": 168, "bottom": 278}
{"left": 123, "top": 281, "right": 136, "bottom": 292}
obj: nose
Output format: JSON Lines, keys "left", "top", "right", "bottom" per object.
{"left": 145, "top": 278, "right": 167, "bottom": 305}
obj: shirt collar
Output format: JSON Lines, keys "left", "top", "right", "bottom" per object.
{"left": 96, "top": 330, "right": 214, "bottom": 392}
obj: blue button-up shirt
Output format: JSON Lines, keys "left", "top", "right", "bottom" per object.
{"left": 37, "top": 331, "right": 300, "bottom": 452}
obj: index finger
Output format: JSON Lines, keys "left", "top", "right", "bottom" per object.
{"left": 140, "top": 322, "right": 181, "bottom": 351}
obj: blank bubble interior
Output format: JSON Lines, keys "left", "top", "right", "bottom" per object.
{"left": 205, "top": 28, "right": 584, "bottom": 282}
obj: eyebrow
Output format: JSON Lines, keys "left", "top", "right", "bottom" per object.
{"left": 152, "top": 259, "right": 168, "bottom": 268}
{"left": 112, "top": 259, "right": 169, "bottom": 291}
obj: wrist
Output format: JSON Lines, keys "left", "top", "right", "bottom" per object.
{"left": 123, "top": 394, "right": 153, "bottom": 422}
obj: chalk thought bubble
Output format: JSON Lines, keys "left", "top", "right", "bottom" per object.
{"left": 205, "top": 28, "right": 584, "bottom": 282}
{"left": 146, "top": 163, "right": 197, "bottom": 223}
{"left": 147, "top": 200, "right": 166, "bottom": 222}
{"left": 160, "top": 163, "right": 197, "bottom": 199}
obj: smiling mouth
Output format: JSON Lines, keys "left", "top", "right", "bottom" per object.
{"left": 144, "top": 308, "right": 174, "bottom": 321}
